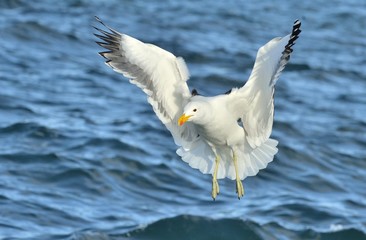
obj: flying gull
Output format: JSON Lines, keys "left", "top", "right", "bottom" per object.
{"left": 94, "top": 17, "right": 301, "bottom": 199}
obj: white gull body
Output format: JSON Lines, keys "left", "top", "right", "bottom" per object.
{"left": 94, "top": 17, "right": 301, "bottom": 199}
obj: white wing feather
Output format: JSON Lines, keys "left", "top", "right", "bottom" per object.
{"left": 94, "top": 17, "right": 197, "bottom": 146}
{"left": 230, "top": 20, "right": 301, "bottom": 148}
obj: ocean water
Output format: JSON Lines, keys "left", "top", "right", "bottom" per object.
{"left": 0, "top": 0, "right": 366, "bottom": 239}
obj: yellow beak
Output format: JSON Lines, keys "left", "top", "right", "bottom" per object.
{"left": 178, "top": 114, "right": 191, "bottom": 126}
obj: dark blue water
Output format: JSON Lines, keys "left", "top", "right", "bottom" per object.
{"left": 1, "top": 0, "right": 365, "bottom": 239}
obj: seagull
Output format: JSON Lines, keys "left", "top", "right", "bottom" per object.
{"left": 94, "top": 17, "right": 301, "bottom": 199}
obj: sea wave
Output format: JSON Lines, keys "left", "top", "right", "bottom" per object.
{"left": 67, "top": 215, "right": 366, "bottom": 240}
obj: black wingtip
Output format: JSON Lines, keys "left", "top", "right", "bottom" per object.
{"left": 283, "top": 19, "right": 302, "bottom": 55}
{"left": 292, "top": 19, "right": 302, "bottom": 36}
{"left": 93, "top": 16, "right": 121, "bottom": 36}
{"left": 268, "top": 20, "right": 302, "bottom": 87}
{"left": 95, "top": 16, "right": 106, "bottom": 27}
{"left": 93, "top": 16, "right": 123, "bottom": 54}
{"left": 294, "top": 19, "right": 301, "bottom": 28}
{"left": 95, "top": 16, "right": 102, "bottom": 22}
{"left": 98, "top": 51, "right": 110, "bottom": 59}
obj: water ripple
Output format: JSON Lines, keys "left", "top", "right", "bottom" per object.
{"left": 1, "top": 0, "right": 366, "bottom": 239}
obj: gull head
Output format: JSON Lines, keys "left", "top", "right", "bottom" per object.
{"left": 178, "top": 100, "right": 210, "bottom": 126}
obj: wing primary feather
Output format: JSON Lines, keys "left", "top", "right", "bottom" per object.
{"left": 283, "top": 20, "right": 302, "bottom": 55}
{"left": 98, "top": 51, "right": 112, "bottom": 59}
{"left": 96, "top": 41, "right": 120, "bottom": 51}
{"left": 94, "top": 16, "right": 120, "bottom": 35}
{"left": 93, "top": 26, "right": 118, "bottom": 40}
{"left": 94, "top": 33, "right": 119, "bottom": 44}
{"left": 269, "top": 19, "right": 302, "bottom": 87}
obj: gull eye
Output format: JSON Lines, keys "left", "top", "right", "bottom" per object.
{"left": 193, "top": 109, "right": 197, "bottom": 112}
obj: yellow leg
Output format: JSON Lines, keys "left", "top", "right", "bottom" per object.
{"left": 232, "top": 150, "right": 244, "bottom": 199}
{"left": 212, "top": 155, "right": 220, "bottom": 200}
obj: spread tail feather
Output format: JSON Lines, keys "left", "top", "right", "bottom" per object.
{"left": 177, "top": 138, "right": 278, "bottom": 180}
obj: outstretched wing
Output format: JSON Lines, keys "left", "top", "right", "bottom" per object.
{"left": 94, "top": 17, "right": 197, "bottom": 146}
{"left": 229, "top": 20, "right": 301, "bottom": 148}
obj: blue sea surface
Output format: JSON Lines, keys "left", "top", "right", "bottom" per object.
{"left": 0, "top": 0, "right": 366, "bottom": 239}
